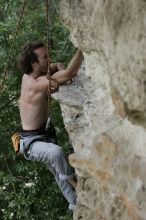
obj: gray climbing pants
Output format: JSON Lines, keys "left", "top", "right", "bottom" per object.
{"left": 20, "top": 136, "right": 76, "bottom": 207}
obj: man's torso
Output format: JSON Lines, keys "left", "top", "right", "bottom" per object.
{"left": 20, "top": 74, "right": 48, "bottom": 130}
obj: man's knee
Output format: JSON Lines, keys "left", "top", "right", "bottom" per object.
{"left": 49, "top": 144, "right": 65, "bottom": 161}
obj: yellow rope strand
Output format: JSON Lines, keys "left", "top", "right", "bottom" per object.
{"left": 45, "top": 0, "right": 52, "bottom": 116}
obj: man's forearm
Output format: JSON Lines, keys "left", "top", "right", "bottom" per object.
{"left": 50, "top": 49, "right": 83, "bottom": 84}
{"left": 66, "top": 49, "right": 83, "bottom": 77}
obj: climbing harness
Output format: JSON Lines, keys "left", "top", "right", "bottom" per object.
{"left": 11, "top": 130, "right": 20, "bottom": 154}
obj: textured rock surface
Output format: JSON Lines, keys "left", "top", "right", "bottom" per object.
{"left": 53, "top": 1, "right": 146, "bottom": 219}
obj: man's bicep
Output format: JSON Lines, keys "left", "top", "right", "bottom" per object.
{"left": 50, "top": 63, "right": 65, "bottom": 75}
{"left": 51, "top": 70, "right": 70, "bottom": 84}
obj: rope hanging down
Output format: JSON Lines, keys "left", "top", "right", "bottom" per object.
{"left": 45, "top": 0, "right": 52, "bottom": 116}
{"left": 45, "top": 0, "right": 59, "bottom": 117}
{"left": 0, "top": 0, "right": 27, "bottom": 92}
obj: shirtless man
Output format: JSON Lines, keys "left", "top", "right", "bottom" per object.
{"left": 18, "top": 41, "right": 83, "bottom": 210}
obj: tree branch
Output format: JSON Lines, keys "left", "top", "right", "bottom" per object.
{"left": 0, "top": 96, "right": 18, "bottom": 111}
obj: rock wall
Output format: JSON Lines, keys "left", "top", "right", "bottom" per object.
{"left": 53, "top": 1, "right": 146, "bottom": 219}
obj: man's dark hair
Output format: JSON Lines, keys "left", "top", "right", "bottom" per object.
{"left": 17, "top": 41, "right": 45, "bottom": 74}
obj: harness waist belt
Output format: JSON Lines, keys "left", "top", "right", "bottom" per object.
{"left": 20, "top": 125, "right": 46, "bottom": 138}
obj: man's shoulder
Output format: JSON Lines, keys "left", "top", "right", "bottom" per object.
{"left": 22, "top": 74, "right": 49, "bottom": 92}
{"left": 22, "top": 74, "right": 34, "bottom": 85}
{"left": 23, "top": 74, "right": 46, "bottom": 83}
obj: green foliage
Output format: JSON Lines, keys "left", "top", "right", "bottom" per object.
{"left": 0, "top": 160, "right": 72, "bottom": 220}
{"left": 0, "top": 0, "right": 75, "bottom": 219}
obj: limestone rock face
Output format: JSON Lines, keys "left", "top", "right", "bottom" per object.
{"left": 53, "top": 1, "right": 146, "bottom": 219}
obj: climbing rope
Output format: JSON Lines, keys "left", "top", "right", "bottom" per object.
{"left": 0, "top": 0, "right": 27, "bottom": 92}
{"left": 45, "top": 0, "right": 60, "bottom": 117}
{"left": 45, "top": 0, "right": 52, "bottom": 116}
